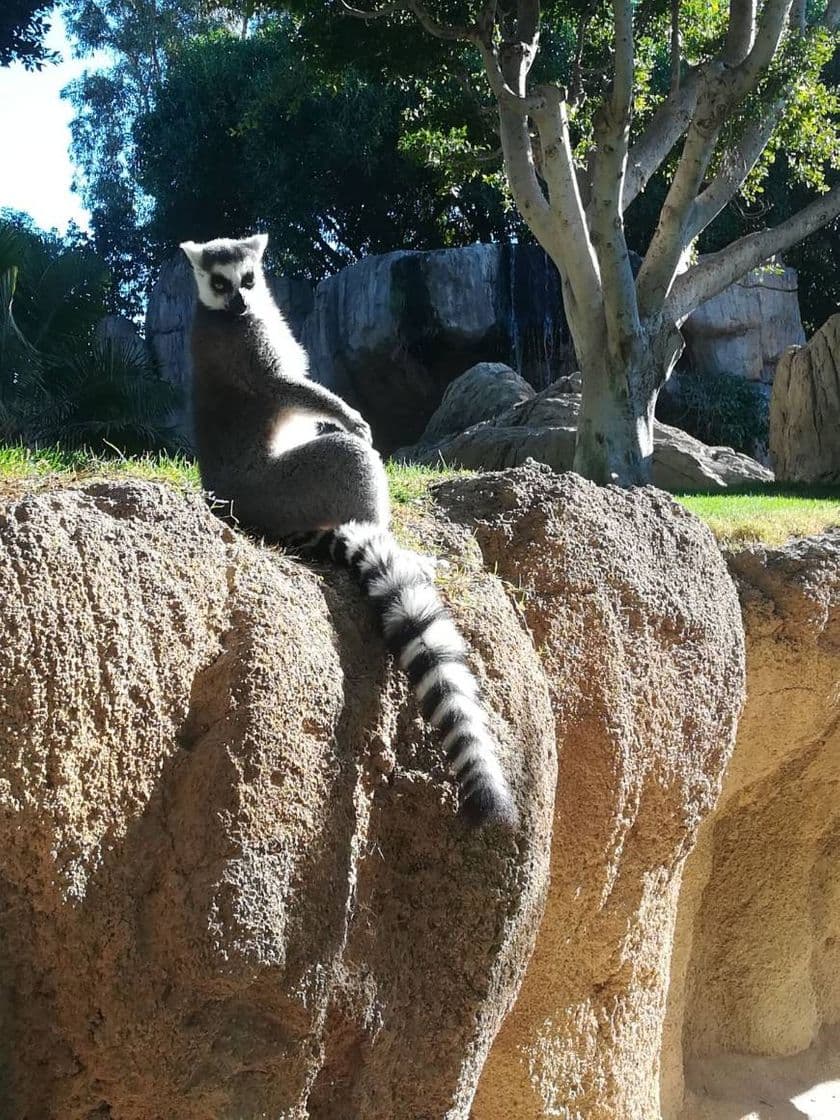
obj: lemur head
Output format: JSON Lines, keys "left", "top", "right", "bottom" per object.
{"left": 180, "top": 233, "right": 268, "bottom": 314}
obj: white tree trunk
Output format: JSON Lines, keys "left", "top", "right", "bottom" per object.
{"left": 572, "top": 324, "right": 683, "bottom": 485}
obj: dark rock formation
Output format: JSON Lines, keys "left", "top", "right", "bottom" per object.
{"left": 302, "top": 244, "right": 574, "bottom": 452}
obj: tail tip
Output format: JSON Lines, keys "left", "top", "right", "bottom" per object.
{"left": 459, "top": 782, "right": 519, "bottom": 831}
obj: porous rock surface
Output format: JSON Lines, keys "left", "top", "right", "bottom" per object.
{"left": 770, "top": 314, "right": 840, "bottom": 484}
{"left": 0, "top": 479, "right": 555, "bottom": 1119}
{"left": 662, "top": 531, "right": 840, "bottom": 1120}
{"left": 428, "top": 466, "right": 746, "bottom": 1120}
{"left": 0, "top": 467, "right": 747, "bottom": 1119}
{"left": 399, "top": 380, "right": 773, "bottom": 491}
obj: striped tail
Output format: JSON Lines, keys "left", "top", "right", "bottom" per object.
{"left": 287, "top": 521, "right": 517, "bottom": 828}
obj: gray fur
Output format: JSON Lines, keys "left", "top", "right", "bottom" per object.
{"left": 183, "top": 234, "right": 516, "bottom": 828}
{"left": 183, "top": 235, "right": 386, "bottom": 535}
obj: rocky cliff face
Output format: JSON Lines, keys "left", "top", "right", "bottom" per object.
{"left": 665, "top": 531, "right": 840, "bottom": 1120}
{"left": 770, "top": 314, "right": 840, "bottom": 484}
{"left": 301, "top": 244, "right": 574, "bottom": 452}
{"left": 681, "top": 261, "right": 805, "bottom": 384}
{"left": 0, "top": 468, "right": 746, "bottom": 1119}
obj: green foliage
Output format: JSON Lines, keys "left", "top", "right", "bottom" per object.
{"left": 62, "top": 0, "right": 221, "bottom": 312}
{"left": 0, "top": 217, "right": 180, "bottom": 453}
{"left": 62, "top": 5, "right": 521, "bottom": 306}
{"left": 60, "top": 0, "right": 839, "bottom": 329}
{"left": 0, "top": 0, "right": 58, "bottom": 69}
{"left": 658, "top": 370, "right": 770, "bottom": 455}
{"left": 134, "top": 22, "right": 517, "bottom": 279}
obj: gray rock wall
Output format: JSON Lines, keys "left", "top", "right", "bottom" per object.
{"left": 302, "top": 243, "right": 574, "bottom": 452}
{"left": 681, "top": 261, "right": 805, "bottom": 384}
{"left": 139, "top": 247, "right": 805, "bottom": 458}
{"left": 769, "top": 314, "right": 840, "bottom": 483}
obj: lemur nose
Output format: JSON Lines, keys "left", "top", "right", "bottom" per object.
{"left": 229, "top": 291, "right": 246, "bottom": 314}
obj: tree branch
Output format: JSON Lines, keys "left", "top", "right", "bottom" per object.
{"left": 408, "top": 0, "right": 475, "bottom": 41}
{"left": 339, "top": 0, "right": 474, "bottom": 40}
{"left": 529, "top": 87, "right": 602, "bottom": 313}
{"left": 635, "top": 73, "right": 725, "bottom": 317}
{"left": 515, "top": 0, "right": 541, "bottom": 76}
{"left": 610, "top": 0, "right": 634, "bottom": 123}
{"left": 475, "top": 34, "right": 545, "bottom": 109}
{"left": 622, "top": 70, "right": 701, "bottom": 210}
{"left": 587, "top": 0, "right": 640, "bottom": 349}
{"left": 666, "top": 184, "right": 840, "bottom": 321}
{"left": 670, "top": 0, "right": 681, "bottom": 93}
{"left": 724, "top": 0, "right": 756, "bottom": 64}
{"left": 728, "top": 0, "right": 794, "bottom": 97}
{"left": 685, "top": 97, "right": 786, "bottom": 241}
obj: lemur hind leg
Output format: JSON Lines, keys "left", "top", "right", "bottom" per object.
{"left": 233, "top": 432, "right": 390, "bottom": 540}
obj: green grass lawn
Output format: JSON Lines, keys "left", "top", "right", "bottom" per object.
{"left": 674, "top": 486, "right": 840, "bottom": 546}
{"left": 1, "top": 445, "right": 838, "bottom": 548}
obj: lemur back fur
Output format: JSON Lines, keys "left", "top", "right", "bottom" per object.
{"left": 182, "top": 233, "right": 516, "bottom": 827}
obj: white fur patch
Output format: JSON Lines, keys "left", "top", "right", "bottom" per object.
{"left": 429, "top": 692, "right": 486, "bottom": 732}
{"left": 416, "top": 662, "right": 479, "bottom": 703}
{"left": 399, "top": 621, "right": 465, "bottom": 670}
{"left": 270, "top": 412, "right": 318, "bottom": 456}
{"left": 380, "top": 584, "right": 439, "bottom": 637}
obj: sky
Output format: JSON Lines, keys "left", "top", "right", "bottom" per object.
{"left": 0, "top": 13, "right": 107, "bottom": 235}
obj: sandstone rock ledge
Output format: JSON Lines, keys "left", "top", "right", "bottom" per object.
{"left": 0, "top": 469, "right": 746, "bottom": 1119}
{"left": 662, "top": 531, "right": 840, "bottom": 1120}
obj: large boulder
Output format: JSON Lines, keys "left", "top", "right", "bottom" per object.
{"left": 0, "top": 469, "right": 746, "bottom": 1118}
{"left": 0, "top": 479, "right": 555, "bottom": 1119}
{"left": 662, "top": 531, "right": 840, "bottom": 1119}
{"left": 429, "top": 466, "right": 745, "bottom": 1119}
{"left": 419, "top": 361, "right": 535, "bottom": 446}
{"left": 682, "top": 261, "right": 805, "bottom": 385}
{"left": 302, "top": 244, "right": 574, "bottom": 452}
{"left": 145, "top": 255, "right": 313, "bottom": 442}
{"left": 399, "top": 380, "right": 773, "bottom": 490}
{"left": 769, "top": 314, "right": 840, "bottom": 484}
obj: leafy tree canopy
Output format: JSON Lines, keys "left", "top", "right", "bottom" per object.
{"left": 135, "top": 20, "right": 518, "bottom": 278}
{"left": 0, "top": 0, "right": 58, "bottom": 69}
{"left": 61, "top": 0, "right": 838, "bottom": 329}
{"left": 0, "top": 213, "right": 179, "bottom": 452}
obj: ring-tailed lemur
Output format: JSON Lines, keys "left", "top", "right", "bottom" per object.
{"left": 181, "top": 234, "right": 516, "bottom": 827}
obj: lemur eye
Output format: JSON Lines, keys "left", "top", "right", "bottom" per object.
{"left": 241, "top": 272, "right": 255, "bottom": 289}
{"left": 210, "top": 275, "right": 228, "bottom": 293}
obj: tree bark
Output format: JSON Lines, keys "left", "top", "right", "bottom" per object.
{"left": 573, "top": 323, "right": 684, "bottom": 485}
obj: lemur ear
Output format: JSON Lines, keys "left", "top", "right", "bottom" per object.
{"left": 244, "top": 233, "right": 268, "bottom": 259}
{"left": 179, "top": 240, "right": 203, "bottom": 268}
